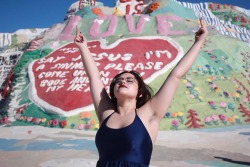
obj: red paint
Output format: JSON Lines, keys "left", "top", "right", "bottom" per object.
{"left": 185, "top": 109, "right": 205, "bottom": 128}
{"left": 29, "top": 37, "right": 180, "bottom": 114}
{"left": 126, "top": 4, "right": 131, "bottom": 14}
{"left": 120, "top": 0, "right": 132, "bottom": 3}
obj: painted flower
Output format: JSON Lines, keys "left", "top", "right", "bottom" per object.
{"left": 35, "top": 118, "right": 42, "bottom": 124}
{"left": 194, "top": 87, "right": 199, "bottom": 91}
{"left": 242, "top": 98, "right": 248, "bottom": 103}
{"left": 165, "top": 112, "right": 171, "bottom": 118}
{"left": 234, "top": 93, "right": 240, "bottom": 98}
{"left": 27, "top": 117, "right": 33, "bottom": 122}
{"left": 206, "top": 78, "right": 212, "bottom": 82}
{"left": 172, "top": 120, "right": 178, "bottom": 126}
{"left": 233, "top": 115, "right": 241, "bottom": 124}
{"left": 89, "top": 120, "right": 96, "bottom": 125}
{"left": 208, "top": 101, "right": 215, "bottom": 106}
{"left": 211, "top": 114, "right": 219, "bottom": 121}
{"left": 70, "top": 123, "right": 76, "bottom": 129}
{"left": 218, "top": 114, "right": 226, "bottom": 121}
{"left": 31, "top": 118, "right": 37, "bottom": 123}
{"left": 236, "top": 90, "right": 242, "bottom": 95}
{"left": 204, "top": 116, "right": 212, "bottom": 125}
{"left": 219, "top": 102, "right": 227, "bottom": 112}
{"left": 210, "top": 83, "right": 216, "bottom": 89}
{"left": 202, "top": 67, "right": 207, "bottom": 72}
{"left": 211, "top": 114, "right": 219, "bottom": 125}
{"left": 189, "top": 94, "right": 195, "bottom": 98}
{"left": 227, "top": 117, "right": 234, "bottom": 123}
{"left": 80, "top": 111, "right": 92, "bottom": 124}
{"left": 218, "top": 114, "right": 227, "bottom": 125}
{"left": 177, "top": 112, "right": 183, "bottom": 117}
{"left": 23, "top": 116, "right": 27, "bottom": 121}
{"left": 80, "top": 112, "right": 92, "bottom": 119}
{"left": 233, "top": 115, "right": 238, "bottom": 119}
{"left": 231, "top": 94, "right": 236, "bottom": 100}
{"left": 186, "top": 82, "right": 192, "bottom": 88}
{"left": 196, "top": 65, "right": 200, "bottom": 70}
{"left": 15, "top": 113, "right": 21, "bottom": 120}
{"left": 177, "top": 112, "right": 184, "bottom": 124}
{"left": 91, "top": 8, "right": 103, "bottom": 16}
{"left": 94, "top": 124, "right": 99, "bottom": 130}
{"left": 211, "top": 76, "right": 217, "bottom": 80}
{"left": 234, "top": 93, "right": 240, "bottom": 101}
{"left": 84, "top": 124, "right": 91, "bottom": 130}
{"left": 19, "top": 116, "right": 24, "bottom": 121}
{"left": 171, "top": 112, "right": 178, "bottom": 118}
{"left": 223, "top": 91, "right": 229, "bottom": 98}
{"left": 0, "top": 116, "right": 10, "bottom": 124}
{"left": 41, "top": 118, "right": 47, "bottom": 123}
{"left": 78, "top": 124, "right": 84, "bottom": 130}
{"left": 59, "top": 120, "right": 67, "bottom": 128}
{"left": 228, "top": 102, "right": 235, "bottom": 111}
{"left": 214, "top": 87, "right": 220, "bottom": 93}
{"left": 208, "top": 101, "right": 216, "bottom": 109}
{"left": 47, "top": 120, "right": 53, "bottom": 126}
{"left": 52, "top": 119, "right": 59, "bottom": 127}
{"left": 171, "top": 120, "right": 179, "bottom": 130}
{"left": 218, "top": 67, "right": 224, "bottom": 72}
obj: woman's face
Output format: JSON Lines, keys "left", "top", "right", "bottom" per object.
{"left": 113, "top": 72, "right": 139, "bottom": 99}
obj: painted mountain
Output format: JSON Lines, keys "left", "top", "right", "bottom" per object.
{"left": 0, "top": 0, "right": 250, "bottom": 130}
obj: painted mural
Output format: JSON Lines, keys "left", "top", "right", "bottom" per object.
{"left": 0, "top": 0, "right": 250, "bottom": 131}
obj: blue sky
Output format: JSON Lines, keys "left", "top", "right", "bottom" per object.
{"left": 0, "top": 0, "right": 249, "bottom": 33}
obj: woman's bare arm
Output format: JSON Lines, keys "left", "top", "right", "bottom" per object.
{"left": 74, "top": 26, "right": 113, "bottom": 120}
{"left": 149, "top": 19, "right": 208, "bottom": 120}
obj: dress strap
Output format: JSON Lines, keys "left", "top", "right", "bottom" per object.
{"left": 101, "top": 111, "right": 115, "bottom": 126}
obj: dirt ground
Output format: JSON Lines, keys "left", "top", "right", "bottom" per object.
{"left": 0, "top": 125, "right": 250, "bottom": 167}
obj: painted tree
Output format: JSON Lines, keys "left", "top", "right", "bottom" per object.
{"left": 185, "top": 109, "right": 205, "bottom": 128}
{"left": 238, "top": 104, "right": 250, "bottom": 122}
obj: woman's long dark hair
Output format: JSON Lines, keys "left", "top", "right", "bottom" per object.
{"left": 109, "top": 71, "right": 153, "bottom": 108}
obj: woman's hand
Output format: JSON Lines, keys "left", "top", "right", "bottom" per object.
{"left": 195, "top": 19, "right": 208, "bottom": 43}
{"left": 74, "top": 26, "right": 88, "bottom": 48}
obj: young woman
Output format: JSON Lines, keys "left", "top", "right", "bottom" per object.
{"left": 74, "top": 19, "right": 208, "bottom": 167}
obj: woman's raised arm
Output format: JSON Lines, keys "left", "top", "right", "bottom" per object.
{"left": 74, "top": 26, "right": 113, "bottom": 121}
{"left": 148, "top": 19, "right": 208, "bottom": 120}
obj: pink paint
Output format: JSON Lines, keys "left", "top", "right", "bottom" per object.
{"left": 88, "top": 14, "right": 186, "bottom": 38}
{"left": 58, "top": 16, "right": 82, "bottom": 41}
{"left": 156, "top": 15, "right": 186, "bottom": 35}
{"left": 125, "top": 14, "right": 149, "bottom": 34}
{"left": 57, "top": 13, "right": 187, "bottom": 40}
{"left": 89, "top": 15, "right": 118, "bottom": 38}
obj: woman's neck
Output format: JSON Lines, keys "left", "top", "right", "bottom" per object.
{"left": 116, "top": 99, "right": 136, "bottom": 115}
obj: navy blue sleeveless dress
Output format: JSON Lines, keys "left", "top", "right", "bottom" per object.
{"left": 95, "top": 111, "right": 153, "bottom": 167}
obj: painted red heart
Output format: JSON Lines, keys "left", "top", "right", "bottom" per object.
{"left": 29, "top": 37, "right": 183, "bottom": 116}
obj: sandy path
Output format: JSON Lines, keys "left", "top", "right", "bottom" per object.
{"left": 0, "top": 125, "right": 250, "bottom": 167}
